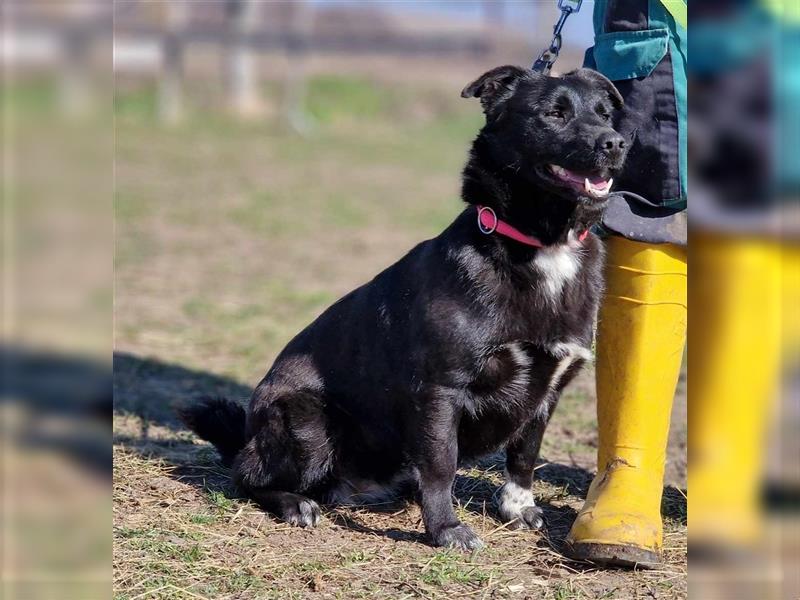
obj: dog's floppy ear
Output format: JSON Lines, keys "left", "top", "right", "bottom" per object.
{"left": 569, "top": 68, "right": 624, "bottom": 110}
{"left": 461, "top": 65, "right": 530, "bottom": 116}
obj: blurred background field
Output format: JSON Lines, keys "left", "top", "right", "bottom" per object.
{"left": 115, "top": 70, "right": 480, "bottom": 383}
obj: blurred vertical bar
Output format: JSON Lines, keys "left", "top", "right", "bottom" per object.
{"left": 2, "top": 1, "right": 111, "bottom": 598}
{"left": 689, "top": 0, "right": 800, "bottom": 597}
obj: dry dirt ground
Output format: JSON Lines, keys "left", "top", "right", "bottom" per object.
{"left": 114, "top": 69, "right": 686, "bottom": 599}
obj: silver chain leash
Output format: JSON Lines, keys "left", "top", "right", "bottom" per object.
{"left": 531, "top": 0, "right": 583, "bottom": 74}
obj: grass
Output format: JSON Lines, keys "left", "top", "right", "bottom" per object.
{"left": 306, "top": 75, "right": 394, "bottom": 123}
{"left": 113, "top": 414, "right": 686, "bottom": 598}
{"left": 339, "top": 549, "right": 374, "bottom": 566}
{"left": 188, "top": 513, "right": 218, "bottom": 526}
{"left": 113, "top": 70, "right": 686, "bottom": 598}
{"left": 207, "top": 490, "right": 235, "bottom": 512}
{"left": 420, "top": 551, "right": 492, "bottom": 586}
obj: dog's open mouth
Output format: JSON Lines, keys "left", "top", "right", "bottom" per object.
{"left": 544, "top": 164, "right": 613, "bottom": 199}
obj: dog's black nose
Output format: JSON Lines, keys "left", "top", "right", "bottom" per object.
{"left": 597, "top": 131, "right": 626, "bottom": 159}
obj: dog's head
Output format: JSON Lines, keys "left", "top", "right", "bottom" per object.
{"left": 462, "top": 66, "right": 627, "bottom": 201}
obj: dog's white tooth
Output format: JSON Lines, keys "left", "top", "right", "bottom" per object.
{"left": 608, "top": 178, "right": 614, "bottom": 190}
{"left": 584, "top": 177, "right": 591, "bottom": 192}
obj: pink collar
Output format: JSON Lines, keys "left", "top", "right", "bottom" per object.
{"left": 476, "top": 205, "right": 588, "bottom": 247}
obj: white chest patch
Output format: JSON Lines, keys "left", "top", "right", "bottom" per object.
{"left": 533, "top": 244, "right": 581, "bottom": 298}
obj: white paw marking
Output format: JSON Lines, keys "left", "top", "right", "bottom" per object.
{"left": 496, "top": 480, "right": 536, "bottom": 519}
{"left": 289, "top": 499, "right": 320, "bottom": 528}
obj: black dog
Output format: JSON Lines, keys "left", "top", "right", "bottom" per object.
{"left": 180, "top": 66, "right": 627, "bottom": 550}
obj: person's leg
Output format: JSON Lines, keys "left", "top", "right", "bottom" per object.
{"left": 566, "top": 236, "right": 687, "bottom": 566}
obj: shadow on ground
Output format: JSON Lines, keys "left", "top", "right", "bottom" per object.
{"left": 114, "top": 351, "right": 686, "bottom": 553}
{"left": 4, "top": 345, "right": 111, "bottom": 475}
{"left": 114, "top": 351, "right": 251, "bottom": 432}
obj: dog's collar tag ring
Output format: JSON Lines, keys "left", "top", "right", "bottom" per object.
{"left": 477, "top": 206, "right": 498, "bottom": 234}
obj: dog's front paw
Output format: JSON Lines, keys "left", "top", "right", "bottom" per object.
{"left": 432, "top": 523, "right": 484, "bottom": 551}
{"left": 496, "top": 482, "right": 544, "bottom": 530}
{"left": 504, "top": 505, "right": 544, "bottom": 531}
{"left": 283, "top": 497, "right": 321, "bottom": 528}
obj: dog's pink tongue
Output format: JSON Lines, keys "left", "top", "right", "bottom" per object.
{"left": 587, "top": 174, "right": 609, "bottom": 186}
{"left": 562, "top": 168, "right": 608, "bottom": 186}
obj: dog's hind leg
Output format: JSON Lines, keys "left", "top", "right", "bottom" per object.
{"left": 233, "top": 392, "right": 332, "bottom": 528}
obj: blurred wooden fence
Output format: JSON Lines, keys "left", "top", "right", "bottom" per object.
{"left": 4, "top": 1, "right": 493, "bottom": 127}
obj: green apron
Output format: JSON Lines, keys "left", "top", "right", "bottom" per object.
{"left": 584, "top": 0, "right": 687, "bottom": 244}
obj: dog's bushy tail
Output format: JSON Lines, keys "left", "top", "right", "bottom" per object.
{"left": 177, "top": 397, "right": 247, "bottom": 466}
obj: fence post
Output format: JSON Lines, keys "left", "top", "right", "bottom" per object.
{"left": 59, "top": 1, "right": 97, "bottom": 116}
{"left": 282, "top": 0, "right": 313, "bottom": 134}
{"left": 158, "top": 1, "right": 186, "bottom": 124}
{"left": 224, "top": 0, "right": 262, "bottom": 117}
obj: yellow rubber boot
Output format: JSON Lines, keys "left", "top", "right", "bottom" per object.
{"left": 689, "top": 234, "right": 782, "bottom": 550}
{"left": 566, "top": 236, "right": 687, "bottom": 566}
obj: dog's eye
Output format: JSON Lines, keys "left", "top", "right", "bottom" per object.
{"left": 599, "top": 112, "right": 612, "bottom": 122}
{"left": 546, "top": 110, "right": 565, "bottom": 120}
